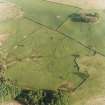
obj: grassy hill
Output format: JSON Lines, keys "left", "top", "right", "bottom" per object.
{"left": 0, "top": 0, "right": 105, "bottom": 105}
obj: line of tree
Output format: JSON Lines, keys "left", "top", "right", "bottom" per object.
{"left": 70, "top": 12, "right": 99, "bottom": 23}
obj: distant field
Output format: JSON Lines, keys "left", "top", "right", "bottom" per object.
{"left": 6, "top": 0, "right": 80, "bottom": 29}
{"left": 47, "top": 0, "right": 105, "bottom": 9}
{"left": 58, "top": 11, "right": 105, "bottom": 55}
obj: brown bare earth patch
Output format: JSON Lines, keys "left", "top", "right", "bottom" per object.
{"left": 85, "top": 96, "right": 105, "bottom": 105}
{"left": 48, "top": 0, "right": 105, "bottom": 9}
{"left": 1, "top": 101, "right": 22, "bottom": 105}
{"left": 0, "top": 1, "right": 24, "bottom": 21}
{"left": 58, "top": 81, "right": 74, "bottom": 92}
{"left": 0, "top": 33, "right": 10, "bottom": 46}
{"left": 77, "top": 54, "right": 105, "bottom": 73}
{"left": 78, "top": 54, "right": 105, "bottom": 69}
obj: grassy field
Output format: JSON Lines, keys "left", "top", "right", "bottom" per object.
{"left": 0, "top": 0, "right": 89, "bottom": 91}
{"left": 4, "top": 21, "right": 90, "bottom": 90}
{"left": 6, "top": 0, "right": 81, "bottom": 29}
{"left": 58, "top": 11, "right": 105, "bottom": 55}
{"left": 0, "top": 0, "right": 105, "bottom": 105}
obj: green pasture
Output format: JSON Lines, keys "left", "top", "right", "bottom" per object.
{"left": 7, "top": 0, "right": 81, "bottom": 29}
{"left": 58, "top": 11, "right": 105, "bottom": 55}
{"left": 3, "top": 20, "right": 90, "bottom": 90}
{"left": 0, "top": 0, "right": 105, "bottom": 104}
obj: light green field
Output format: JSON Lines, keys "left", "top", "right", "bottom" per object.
{"left": 58, "top": 11, "right": 105, "bottom": 55}
{"left": 0, "top": 0, "right": 89, "bottom": 91}
{"left": 6, "top": 0, "right": 80, "bottom": 29}
{"left": 4, "top": 20, "right": 89, "bottom": 90}
{"left": 0, "top": 0, "right": 105, "bottom": 105}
